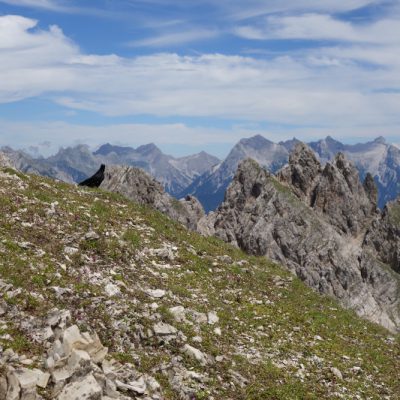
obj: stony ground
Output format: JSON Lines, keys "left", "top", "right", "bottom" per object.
{"left": 0, "top": 167, "right": 399, "bottom": 399}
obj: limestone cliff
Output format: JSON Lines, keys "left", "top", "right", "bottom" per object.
{"left": 364, "top": 198, "right": 400, "bottom": 273}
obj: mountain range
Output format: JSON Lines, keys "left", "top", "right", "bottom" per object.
{"left": 184, "top": 135, "right": 400, "bottom": 211}
{"left": 0, "top": 143, "right": 219, "bottom": 198}
{"left": 1, "top": 135, "right": 399, "bottom": 211}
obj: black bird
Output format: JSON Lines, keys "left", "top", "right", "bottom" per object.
{"left": 78, "top": 164, "right": 106, "bottom": 188}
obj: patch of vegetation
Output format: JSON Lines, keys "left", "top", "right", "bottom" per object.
{"left": 123, "top": 229, "right": 141, "bottom": 247}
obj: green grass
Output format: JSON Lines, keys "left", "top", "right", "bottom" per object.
{"left": 0, "top": 166, "right": 398, "bottom": 400}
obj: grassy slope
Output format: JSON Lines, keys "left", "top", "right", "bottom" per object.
{"left": 0, "top": 167, "right": 399, "bottom": 399}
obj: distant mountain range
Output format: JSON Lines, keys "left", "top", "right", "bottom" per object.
{"left": 1, "top": 143, "right": 220, "bottom": 198}
{"left": 183, "top": 135, "right": 400, "bottom": 211}
{"left": 1, "top": 135, "right": 399, "bottom": 210}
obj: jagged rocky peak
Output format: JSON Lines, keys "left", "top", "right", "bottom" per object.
{"left": 136, "top": 143, "right": 162, "bottom": 157}
{"left": 374, "top": 135, "right": 387, "bottom": 144}
{"left": 314, "top": 151, "right": 377, "bottom": 235}
{"left": 237, "top": 134, "right": 270, "bottom": 148}
{"left": 93, "top": 143, "right": 134, "bottom": 156}
{"left": 234, "top": 158, "right": 270, "bottom": 196}
{"left": 278, "top": 143, "right": 378, "bottom": 235}
{"left": 278, "top": 142, "right": 321, "bottom": 200}
{"left": 198, "top": 154, "right": 400, "bottom": 332}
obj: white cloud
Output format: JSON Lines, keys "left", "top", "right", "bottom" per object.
{"left": 0, "top": 0, "right": 61, "bottom": 9}
{"left": 222, "top": 0, "right": 379, "bottom": 21}
{"left": 0, "top": 14, "right": 399, "bottom": 139}
{"left": 129, "top": 29, "right": 218, "bottom": 47}
{"left": 235, "top": 14, "right": 400, "bottom": 44}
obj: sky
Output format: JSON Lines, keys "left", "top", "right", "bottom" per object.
{"left": 0, "top": 0, "right": 399, "bottom": 157}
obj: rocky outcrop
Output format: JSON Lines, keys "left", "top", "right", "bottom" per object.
{"left": 364, "top": 198, "right": 400, "bottom": 273}
{"left": 181, "top": 135, "right": 289, "bottom": 212}
{"left": 277, "top": 142, "right": 321, "bottom": 202}
{"left": 309, "top": 136, "right": 400, "bottom": 209}
{"left": 83, "top": 165, "right": 205, "bottom": 231}
{"left": 0, "top": 152, "right": 12, "bottom": 168}
{"left": 199, "top": 147, "right": 400, "bottom": 332}
{"left": 0, "top": 309, "right": 163, "bottom": 400}
{"left": 278, "top": 144, "right": 377, "bottom": 235}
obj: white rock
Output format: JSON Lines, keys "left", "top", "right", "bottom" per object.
{"left": 13, "top": 370, "right": 36, "bottom": 390}
{"left": 83, "top": 332, "right": 108, "bottom": 363}
{"left": 42, "top": 326, "right": 54, "bottom": 341}
{"left": 105, "top": 283, "right": 121, "bottom": 297}
{"left": 152, "top": 247, "right": 175, "bottom": 261}
{"left": 169, "top": 306, "right": 186, "bottom": 322}
{"left": 20, "top": 359, "right": 33, "bottom": 366}
{"left": 153, "top": 322, "right": 177, "bottom": 337}
{"left": 214, "top": 327, "right": 222, "bottom": 336}
{"left": 127, "top": 377, "right": 147, "bottom": 394}
{"left": 190, "top": 311, "right": 207, "bottom": 324}
{"left": 51, "top": 367, "right": 71, "bottom": 384}
{"left": 145, "top": 375, "right": 160, "bottom": 391}
{"left": 85, "top": 231, "right": 100, "bottom": 241}
{"left": 63, "top": 246, "right": 78, "bottom": 256}
{"left": 116, "top": 377, "right": 147, "bottom": 394}
{"left": 62, "top": 325, "right": 89, "bottom": 356}
{"left": 36, "top": 372, "right": 50, "bottom": 389}
{"left": 351, "top": 366, "right": 363, "bottom": 375}
{"left": 67, "top": 349, "right": 91, "bottom": 372}
{"left": 182, "top": 344, "right": 208, "bottom": 366}
{"left": 331, "top": 367, "right": 343, "bottom": 380}
{"left": 6, "top": 371, "right": 20, "bottom": 400}
{"left": 146, "top": 289, "right": 166, "bottom": 299}
{"left": 207, "top": 311, "right": 219, "bottom": 325}
{"left": 44, "top": 356, "right": 55, "bottom": 370}
{"left": 58, "top": 374, "right": 102, "bottom": 400}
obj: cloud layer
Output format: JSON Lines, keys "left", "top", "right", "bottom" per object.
{"left": 0, "top": 2, "right": 399, "bottom": 151}
{"left": 1, "top": 15, "right": 399, "bottom": 124}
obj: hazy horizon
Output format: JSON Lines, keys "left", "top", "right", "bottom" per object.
{"left": 1, "top": 134, "right": 397, "bottom": 160}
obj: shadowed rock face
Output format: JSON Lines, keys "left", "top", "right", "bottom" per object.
{"left": 198, "top": 144, "right": 400, "bottom": 332}
{"left": 364, "top": 198, "right": 400, "bottom": 274}
{"left": 82, "top": 164, "right": 205, "bottom": 231}
{"left": 78, "top": 164, "right": 105, "bottom": 188}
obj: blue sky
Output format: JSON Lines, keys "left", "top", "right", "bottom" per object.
{"left": 0, "top": 0, "right": 399, "bottom": 157}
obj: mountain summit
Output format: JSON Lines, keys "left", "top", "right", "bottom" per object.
{"left": 181, "top": 135, "right": 289, "bottom": 212}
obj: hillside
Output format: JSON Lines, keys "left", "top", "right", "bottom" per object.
{"left": 0, "top": 166, "right": 399, "bottom": 399}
